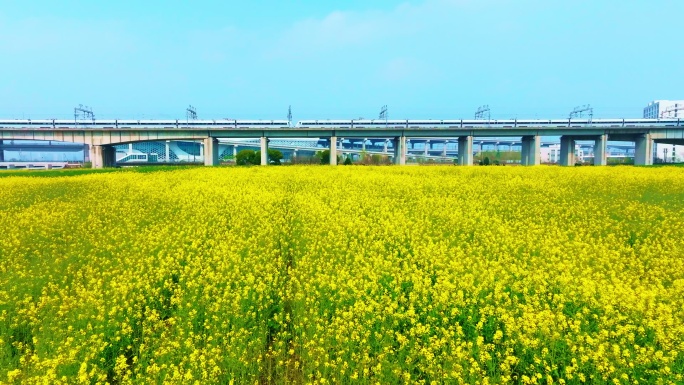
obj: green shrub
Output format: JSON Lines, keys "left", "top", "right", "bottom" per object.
{"left": 236, "top": 149, "right": 258, "bottom": 165}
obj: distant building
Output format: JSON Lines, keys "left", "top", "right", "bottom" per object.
{"left": 654, "top": 143, "right": 684, "bottom": 163}
{"left": 645, "top": 100, "right": 684, "bottom": 163}
{"left": 542, "top": 144, "right": 560, "bottom": 164}
{"left": 643, "top": 100, "right": 684, "bottom": 118}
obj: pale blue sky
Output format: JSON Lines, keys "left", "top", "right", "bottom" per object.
{"left": 1, "top": 0, "right": 682, "bottom": 120}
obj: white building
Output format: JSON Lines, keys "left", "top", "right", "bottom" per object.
{"left": 643, "top": 100, "right": 684, "bottom": 119}
{"left": 542, "top": 143, "right": 587, "bottom": 164}
{"left": 644, "top": 100, "right": 684, "bottom": 163}
{"left": 654, "top": 143, "right": 684, "bottom": 163}
{"left": 543, "top": 144, "right": 560, "bottom": 163}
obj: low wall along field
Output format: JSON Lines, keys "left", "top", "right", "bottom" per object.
{"left": 1, "top": 166, "right": 683, "bottom": 384}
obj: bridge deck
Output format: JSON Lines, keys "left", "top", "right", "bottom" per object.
{"left": 2, "top": 123, "right": 682, "bottom": 167}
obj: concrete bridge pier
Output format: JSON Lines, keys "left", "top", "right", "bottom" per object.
{"left": 442, "top": 140, "right": 448, "bottom": 157}
{"left": 260, "top": 137, "right": 269, "bottom": 165}
{"left": 457, "top": 136, "right": 473, "bottom": 165}
{"left": 424, "top": 140, "right": 430, "bottom": 156}
{"left": 90, "top": 145, "right": 116, "bottom": 168}
{"left": 521, "top": 136, "right": 540, "bottom": 166}
{"left": 330, "top": 135, "right": 338, "bottom": 165}
{"left": 560, "top": 136, "right": 576, "bottom": 166}
{"left": 204, "top": 138, "right": 219, "bottom": 166}
{"left": 634, "top": 134, "right": 653, "bottom": 166}
{"left": 165, "top": 141, "right": 171, "bottom": 163}
{"left": 594, "top": 134, "right": 607, "bottom": 166}
{"left": 393, "top": 136, "right": 406, "bottom": 165}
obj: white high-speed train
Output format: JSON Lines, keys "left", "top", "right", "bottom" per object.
{"left": 296, "top": 118, "right": 682, "bottom": 129}
{"left": 0, "top": 118, "right": 681, "bottom": 129}
{"left": 0, "top": 119, "right": 291, "bottom": 129}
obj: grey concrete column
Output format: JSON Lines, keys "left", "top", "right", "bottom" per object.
{"left": 594, "top": 134, "right": 607, "bottom": 166}
{"left": 383, "top": 140, "right": 389, "bottom": 154}
{"left": 393, "top": 136, "right": 406, "bottom": 165}
{"left": 90, "top": 145, "right": 103, "bottom": 168}
{"left": 233, "top": 145, "right": 237, "bottom": 157}
{"left": 128, "top": 143, "right": 133, "bottom": 155}
{"left": 203, "top": 137, "right": 219, "bottom": 166}
{"left": 457, "top": 136, "right": 473, "bottom": 166}
{"left": 260, "top": 137, "right": 269, "bottom": 165}
{"left": 424, "top": 140, "right": 430, "bottom": 156}
{"left": 634, "top": 134, "right": 653, "bottom": 166}
{"left": 404, "top": 138, "right": 409, "bottom": 164}
{"left": 91, "top": 145, "right": 116, "bottom": 168}
{"left": 330, "top": 135, "right": 338, "bottom": 165}
{"left": 362, "top": 138, "right": 367, "bottom": 152}
{"left": 442, "top": 140, "right": 448, "bottom": 157}
{"left": 521, "top": 136, "right": 540, "bottom": 166}
{"left": 559, "top": 136, "right": 575, "bottom": 166}
{"left": 531, "top": 136, "right": 540, "bottom": 165}
{"left": 521, "top": 140, "right": 529, "bottom": 165}
{"left": 199, "top": 140, "right": 204, "bottom": 161}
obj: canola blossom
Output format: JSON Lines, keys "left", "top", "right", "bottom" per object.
{"left": 0, "top": 166, "right": 683, "bottom": 384}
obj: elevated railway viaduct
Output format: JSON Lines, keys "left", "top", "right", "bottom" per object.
{"left": 1, "top": 120, "right": 682, "bottom": 168}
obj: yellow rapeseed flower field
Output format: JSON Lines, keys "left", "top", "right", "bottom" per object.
{"left": 1, "top": 166, "right": 683, "bottom": 384}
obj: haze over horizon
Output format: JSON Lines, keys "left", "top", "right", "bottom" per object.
{"left": 1, "top": 0, "right": 682, "bottom": 120}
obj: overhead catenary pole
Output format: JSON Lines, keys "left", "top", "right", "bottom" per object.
{"left": 659, "top": 103, "right": 683, "bottom": 118}
{"left": 74, "top": 104, "right": 95, "bottom": 124}
{"left": 475, "top": 105, "right": 490, "bottom": 121}
{"left": 569, "top": 104, "right": 593, "bottom": 123}
{"left": 379, "top": 105, "right": 388, "bottom": 128}
{"left": 186, "top": 105, "right": 197, "bottom": 162}
{"left": 186, "top": 105, "right": 197, "bottom": 122}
